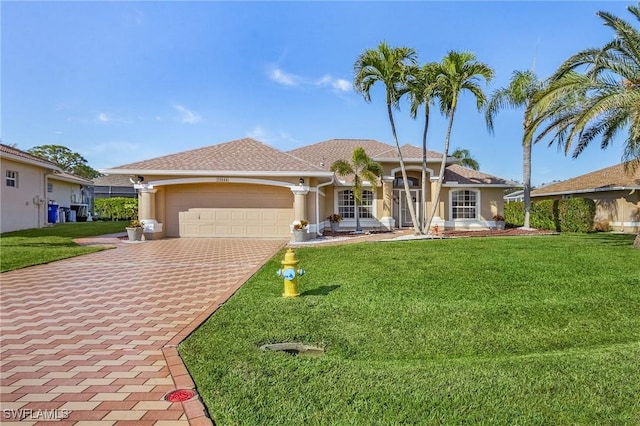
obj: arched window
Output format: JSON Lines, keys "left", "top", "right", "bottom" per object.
{"left": 337, "top": 190, "right": 374, "bottom": 219}
{"left": 450, "top": 190, "right": 478, "bottom": 219}
{"left": 393, "top": 177, "right": 419, "bottom": 188}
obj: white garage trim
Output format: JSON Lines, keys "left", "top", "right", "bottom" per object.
{"left": 148, "top": 177, "right": 317, "bottom": 191}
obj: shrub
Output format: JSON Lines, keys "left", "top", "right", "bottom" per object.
{"left": 502, "top": 198, "right": 595, "bottom": 232}
{"left": 93, "top": 197, "right": 138, "bottom": 220}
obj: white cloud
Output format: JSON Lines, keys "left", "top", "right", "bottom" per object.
{"left": 332, "top": 79, "right": 351, "bottom": 92}
{"left": 269, "top": 67, "right": 351, "bottom": 93}
{"left": 174, "top": 105, "right": 202, "bottom": 124}
{"left": 269, "top": 67, "right": 301, "bottom": 86}
{"left": 97, "top": 112, "right": 111, "bottom": 122}
{"left": 246, "top": 126, "right": 298, "bottom": 147}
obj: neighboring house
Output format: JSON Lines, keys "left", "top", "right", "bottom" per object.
{"left": 1, "top": 144, "right": 93, "bottom": 233}
{"left": 504, "top": 189, "right": 524, "bottom": 203}
{"left": 103, "top": 138, "right": 518, "bottom": 239}
{"left": 92, "top": 174, "right": 137, "bottom": 198}
{"left": 531, "top": 162, "right": 640, "bottom": 233}
{"left": 47, "top": 172, "right": 94, "bottom": 222}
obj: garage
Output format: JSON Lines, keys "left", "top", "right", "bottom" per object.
{"left": 165, "top": 183, "right": 294, "bottom": 238}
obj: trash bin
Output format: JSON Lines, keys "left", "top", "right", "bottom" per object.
{"left": 48, "top": 204, "right": 59, "bottom": 224}
{"left": 68, "top": 209, "right": 77, "bottom": 222}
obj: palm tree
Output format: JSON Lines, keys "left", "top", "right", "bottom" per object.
{"left": 529, "top": 4, "right": 640, "bottom": 247}
{"left": 451, "top": 147, "right": 480, "bottom": 170}
{"left": 425, "top": 51, "right": 494, "bottom": 233}
{"left": 407, "top": 62, "right": 440, "bottom": 232}
{"left": 330, "top": 147, "right": 384, "bottom": 232}
{"left": 485, "top": 70, "right": 543, "bottom": 229}
{"left": 354, "top": 41, "right": 422, "bottom": 234}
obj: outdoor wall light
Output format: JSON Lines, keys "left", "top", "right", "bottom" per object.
{"left": 299, "top": 178, "right": 305, "bottom": 185}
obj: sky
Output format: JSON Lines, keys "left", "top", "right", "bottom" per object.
{"left": 1, "top": 1, "right": 634, "bottom": 186}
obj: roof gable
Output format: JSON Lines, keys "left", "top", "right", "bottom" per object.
{"left": 287, "top": 139, "right": 444, "bottom": 171}
{"left": 106, "top": 138, "right": 323, "bottom": 173}
{"left": 531, "top": 162, "right": 640, "bottom": 196}
{"left": 444, "top": 164, "right": 518, "bottom": 187}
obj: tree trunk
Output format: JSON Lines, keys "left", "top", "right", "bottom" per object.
{"left": 634, "top": 233, "right": 640, "bottom": 250}
{"left": 387, "top": 103, "right": 422, "bottom": 234}
{"left": 425, "top": 104, "right": 456, "bottom": 234}
{"left": 523, "top": 114, "right": 533, "bottom": 229}
{"left": 421, "top": 109, "right": 430, "bottom": 233}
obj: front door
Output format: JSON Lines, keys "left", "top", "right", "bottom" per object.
{"left": 393, "top": 189, "right": 421, "bottom": 228}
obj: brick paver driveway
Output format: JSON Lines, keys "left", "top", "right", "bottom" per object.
{"left": 0, "top": 238, "right": 286, "bottom": 425}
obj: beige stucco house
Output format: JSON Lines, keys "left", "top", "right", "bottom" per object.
{"left": 531, "top": 162, "right": 640, "bottom": 233}
{"left": 1, "top": 144, "right": 93, "bottom": 233}
{"left": 102, "top": 138, "right": 517, "bottom": 239}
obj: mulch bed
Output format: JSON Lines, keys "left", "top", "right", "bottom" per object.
{"left": 322, "top": 228, "right": 555, "bottom": 239}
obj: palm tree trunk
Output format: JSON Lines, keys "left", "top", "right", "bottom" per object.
{"left": 355, "top": 198, "right": 362, "bottom": 232}
{"left": 387, "top": 103, "right": 422, "bottom": 234}
{"left": 634, "top": 233, "right": 640, "bottom": 250}
{"left": 523, "top": 137, "right": 532, "bottom": 229}
{"left": 426, "top": 105, "right": 456, "bottom": 233}
{"left": 421, "top": 109, "right": 430, "bottom": 233}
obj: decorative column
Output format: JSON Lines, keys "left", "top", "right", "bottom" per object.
{"left": 290, "top": 185, "right": 310, "bottom": 221}
{"left": 379, "top": 177, "right": 395, "bottom": 230}
{"left": 136, "top": 185, "right": 164, "bottom": 239}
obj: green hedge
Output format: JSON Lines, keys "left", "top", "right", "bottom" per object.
{"left": 503, "top": 198, "right": 595, "bottom": 232}
{"left": 93, "top": 197, "right": 138, "bottom": 220}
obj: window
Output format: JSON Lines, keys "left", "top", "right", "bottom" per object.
{"left": 5, "top": 170, "right": 17, "bottom": 187}
{"left": 393, "top": 177, "right": 419, "bottom": 188}
{"left": 338, "top": 190, "right": 374, "bottom": 219}
{"left": 451, "top": 190, "right": 478, "bottom": 219}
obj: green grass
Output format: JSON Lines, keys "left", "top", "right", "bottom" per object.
{"left": 180, "top": 233, "right": 640, "bottom": 425}
{"left": 1, "top": 221, "right": 126, "bottom": 272}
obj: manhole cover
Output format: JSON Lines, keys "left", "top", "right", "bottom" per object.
{"left": 164, "top": 389, "right": 196, "bottom": 402}
{"left": 260, "top": 343, "right": 324, "bottom": 357}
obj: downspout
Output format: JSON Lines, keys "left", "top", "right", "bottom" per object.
{"left": 316, "top": 175, "right": 335, "bottom": 236}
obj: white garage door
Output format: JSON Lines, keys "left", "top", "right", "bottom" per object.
{"left": 165, "top": 183, "right": 294, "bottom": 238}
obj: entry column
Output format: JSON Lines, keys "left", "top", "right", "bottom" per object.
{"left": 379, "top": 177, "right": 395, "bottom": 230}
{"left": 137, "top": 186, "right": 164, "bottom": 239}
{"left": 290, "top": 185, "right": 310, "bottom": 221}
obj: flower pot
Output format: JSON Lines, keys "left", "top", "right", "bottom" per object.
{"left": 126, "top": 227, "right": 144, "bottom": 241}
{"left": 293, "top": 229, "right": 306, "bottom": 242}
{"left": 330, "top": 222, "right": 340, "bottom": 232}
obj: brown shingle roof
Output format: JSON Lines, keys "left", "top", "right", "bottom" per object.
{"left": 443, "top": 164, "right": 518, "bottom": 186}
{"left": 106, "top": 138, "right": 324, "bottom": 174}
{"left": 93, "top": 174, "right": 136, "bottom": 186}
{"left": 287, "top": 139, "right": 444, "bottom": 171}
{"left": 0, "top": 143, "right": 60, "bottom": 170}
{"left": 531, "top": 162, "right": 640, "bottom": 196}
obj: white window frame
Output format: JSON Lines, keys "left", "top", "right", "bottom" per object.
{"left": 335, "top": 189, "right": 375, "bottom": 219}
{"left": 449, "top": 189, "right": 480, "bottom": 220}
{"left": 5, "top": 170, "right": 17, "bottom": 188}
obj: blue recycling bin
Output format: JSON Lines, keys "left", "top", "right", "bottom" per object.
{"left": 48, "top": 204, "right": 59, "bottom": 224}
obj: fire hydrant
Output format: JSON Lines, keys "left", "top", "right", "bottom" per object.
{"left": 276, "top": 248, "right": 305, "bottom": 297}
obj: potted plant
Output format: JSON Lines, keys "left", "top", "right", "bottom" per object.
{"left": 327, "top": 213, "right": 342, "bottom": 232}
{"left": 291, "top": 219, "right": 309, "bottom": 243}
{"left": 493, "top": 214, "right": 506, "bottom": 230}
{"left": 126, "top": 219, "right": 144, "bottom": 241}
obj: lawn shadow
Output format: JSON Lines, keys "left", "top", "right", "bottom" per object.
{"left": 302, "top": 285, "right": 341, "bottom": 296}
{"left": 583, "top": 233, "right": 636, "bottom": 247}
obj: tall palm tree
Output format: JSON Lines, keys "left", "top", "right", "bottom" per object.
{"left": 485, "top": 70, "right": 543, "bottom": 229}
{"left": 425, "top": 51, "right": 494, "bottom": 233}
{"left": 529, "top": 3, "right": 640, "bottom": 247}
{"left": 354, "top": 41, "right": 422, "bottom": 234}
{"left": 330, "top": 147, "right": 384, "bottom": 232}
{"left": 529, "top": 4, "right": 639, "bottom": 167}
{"left": 451, "top": 147, "right": 480, "bottom": 170}
{"left": 407, "top": 62, "right": 440, "bottom": 232}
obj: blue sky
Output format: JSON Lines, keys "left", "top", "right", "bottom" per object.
{"left": 1, "top": 1, "right": 633, "bottom": 186}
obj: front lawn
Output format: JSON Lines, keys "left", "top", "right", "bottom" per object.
{"left": 1, "top": 221, "right": 126, "bottom": 272}
{"left": 181, "top": 233, "right": 640, "bottom": 425}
